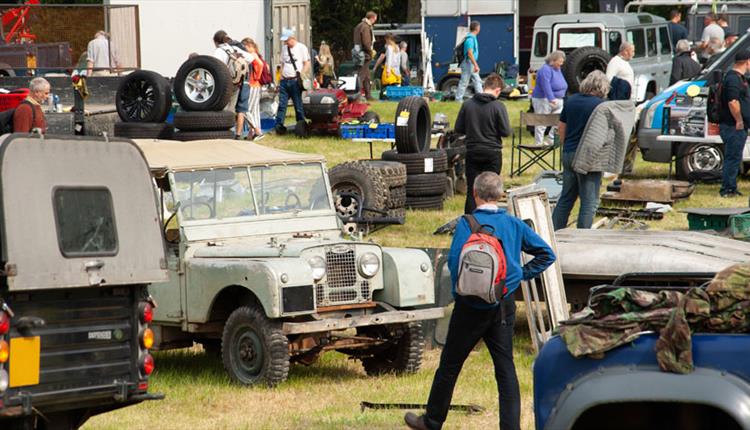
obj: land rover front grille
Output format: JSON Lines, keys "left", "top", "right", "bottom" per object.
{"left": 315, "top": 246, "right": 372, "bottom": 307}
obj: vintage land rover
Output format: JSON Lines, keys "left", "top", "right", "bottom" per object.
{"left": 136, "top": 139, "right": 443, "bottom": 386}
{"left": 0, "top": 134, "right": 167, "bottom": 429}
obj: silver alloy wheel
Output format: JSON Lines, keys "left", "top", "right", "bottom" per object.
{"left": 184, "top": 68, "right": 215, "bottom": 103}
{"left": 687, "top": 144, "right": 723, "bottom": 172}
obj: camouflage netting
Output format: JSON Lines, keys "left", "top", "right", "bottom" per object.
{"left": 559, "top": 264, "right": 750, "bottom": 374}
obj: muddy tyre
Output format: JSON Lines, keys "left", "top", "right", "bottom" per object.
{"left": 222, "top": 306, "right": 290, "bottom": 386}
{"left": 116, "top": 69, "right": 172, "bottom": 123}
{"left": 113, "top": 121, "right": 174, "bottom": 139}
{"left": 394, "top": 96, "right": 431, "bottom": 153}
{"left": 329, "top": 161, "right": 390, "bottom": 218}
{"left": 173, "top": 110, "right": 235, "bottom": 131}
{"left": 563, "top": 46, "right": 611, "bottom": 94}
{"left": 388, "top": 186, "right": 406, "bottom": 209}
{"left": 173, "top": 129, "right": 235, "bottom": 141}
{"left": 174, "top": 55, "right": 233, "bottom": 111}
{"left": 363, "top": 160, "right": 407, "bottom": 188}
{"left": 361, "top": 323, "right": 425, "bottom": 376}
{"left": 382, "top": 149, "right": 448, "bottom": 174}
{"left": 406, "top": 194, "right": 444, "bottom": 210}
{"left": 406, "top": 173, "right": 448, "bottom": 197}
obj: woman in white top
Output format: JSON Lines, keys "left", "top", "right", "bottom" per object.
{"left": 373, "top": 33, "right": 401, "bottom": 98}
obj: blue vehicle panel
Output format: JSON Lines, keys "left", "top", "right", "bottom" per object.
{"left": 534, "top": 333, "right": 750, "bottom": 430}
{"left": 473, "top": 14, "right": 515, "bottom": 75}
{"left": 424, "top": 16, "right": 466, "bottom": 84}
{"left": 645, "top": 80, "right": 707, "bottom": 129}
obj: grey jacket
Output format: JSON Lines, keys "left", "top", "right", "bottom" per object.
{"left": 573, "top": 100, "right": 635, "bottom": 174}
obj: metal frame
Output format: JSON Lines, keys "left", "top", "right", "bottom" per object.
{"left": 510, "top": 112, "right": 561, "bottom": 177}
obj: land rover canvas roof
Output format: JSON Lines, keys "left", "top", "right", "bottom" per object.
{"left": 0, "top": 134, "right": 168, "bottom": 291}
{"left": 135, "top": 139, "right": 326, "bottom": 172}
{"left": 534, "top": 13, "right": 666, "bottom": 29}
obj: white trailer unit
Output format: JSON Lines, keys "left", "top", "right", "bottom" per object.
{"left": 105, "top": 0, "right": 269, "bottom": 77}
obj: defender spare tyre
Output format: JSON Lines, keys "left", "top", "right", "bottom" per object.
{"left": 116, "top": 70, "right": 172, "bottom": 123}
{"left": 113, "top": 121, "right": 174, "bottom": 139}
{"left": 362, "top": 160, "right": 407, "bottom": 188}
{"left": 394, "top": 96, "right": 431, "bottom": 153}
{"left": 329, "top": 161, "right": 390, "bottom": 219}
{"left": 173, "top": 110, "right": 235, "bottom": 131}
{"left": 562, "top": 46, "right": 611, "bottom": 94}
{"left": 175, "top": 55, "right": 233, "bottom": 112}
{"left": 382, "top": 149, "right": 448, "bottom": 175}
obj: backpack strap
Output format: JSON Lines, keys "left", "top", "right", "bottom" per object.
{"left": 20, "top": 100, "right": 35, "bottom": 125}
{"left": 287, "top": 45, "right": 299, "bottom": 73}
{"left": 463, "top": 214, "right": 494, "bottom": 235}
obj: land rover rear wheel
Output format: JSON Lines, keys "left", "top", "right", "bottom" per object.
{"left": 221, "top": 306, "right": 290, "bottom": 386}
{"left": 361, "top": 322, "right": 425, "bottom": 376}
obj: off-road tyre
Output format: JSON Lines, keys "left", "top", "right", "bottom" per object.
{"left": 676, "top": 142, "right": 724, "bottom": 181}
{"left": 360, "top": 111, "right": 381, "bottom": 124}
{"left": 406, "top": 173, "right": 448, "bottom": 196}
{"left": 394, "top": 96, "right": 431, "bottom": 153}
{"left": 361, "top": 323, "right": 425, "bottom": 376}
{"left": 329, "top": 161, "right": 390, "bottom": 218}
{"left": 113, "top": 121, "right": 174, "bottom": 139}
{"left": 174, "top": 55, "right": 233, "bottom": 111}
{"left": 363, "top": 160, "right": 407, "bottom": 187}
{"left": 115, "top": 69, "right": 172, "bottom": 123}
{"left": 222, "top": 306, "right": 290, "bottom": 386}
{"left": 174, "top": 129, "right": 235, "bottom": 141}
{"left": 406, "top": 194, "right": 444, "bottom": 210}
{"left": 562, "top": 46, "right": 611, "bottom": 94}
{"left": 388, "top": 186, "right": 406, "bottom": 209}
{"left": 173, "top": 110, "right": 235, "bottom": 131}
{"left": 382, "top": 149, "right": 448, "bottom": 174}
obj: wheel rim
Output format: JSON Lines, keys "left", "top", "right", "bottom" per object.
{"left": 333, "top": 183, "right": 362, "bottom": 217}
{"left": 120, "top": 78, "right": 157, "bottom": 121}
{"left": 688, "top": 145, "right": 722, "bottom": 172}
{"left": 184, "top": 68, "right": 216, "bottom": 103}
{"left": 232, "top": 324, "right": 264, "bottom": 379}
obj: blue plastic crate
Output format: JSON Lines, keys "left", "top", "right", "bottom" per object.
{"left": 364, "top": 123, "right": 388, "bottom": 139}
{"left": 340, "top": 124, "right": 365, "bottom": 139}
{"left": 384, "top": 86, "right": 424, "bottom": 100}
{"left": 260, "top": 117, "right": 276, "bottom": 132}
{"left": 383, "top": 123, "right": 396, "bottom": 138}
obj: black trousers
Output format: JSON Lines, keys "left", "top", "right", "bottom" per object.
{"left": 464, "top": 148, "right": 502, "bottom": 214}
{"left": 424, "top": 298, "right": 520, "bottom": 430}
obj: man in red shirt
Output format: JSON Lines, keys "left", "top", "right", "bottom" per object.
{"left": 13, "top": 77, "right": 49, "bottom": 133}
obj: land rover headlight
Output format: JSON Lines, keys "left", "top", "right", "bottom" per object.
{"left": 358, "top": 252, "right": 380, "bottom": 278}
{"left": 307, "top": 256, "right": 326, "bottom": 281}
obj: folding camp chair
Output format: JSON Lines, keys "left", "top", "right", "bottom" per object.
{"left": 510, "top": 112, "right": 561, "bottom": 177}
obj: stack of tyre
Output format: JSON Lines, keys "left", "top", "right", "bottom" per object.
{"left": 328, "top": 160, "right": 407, "bottom": 228}
{"left": 113, "top": 70, "right": 174, "bottom": 139}
{"left": 382, "top": 96, "right": 447, "bottom": 210}
{"left": 172, "top": 55, "right": 236, "bottom": 141}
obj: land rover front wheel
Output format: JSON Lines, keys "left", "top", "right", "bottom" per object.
{"left": 676, "top": 142, "right": 723, "bottom": 181}
{"left": 360, "top": 322, "right": 425, "bottom": 376}
{"left": 221, "top": 306, "right": 290, "bottom": 386}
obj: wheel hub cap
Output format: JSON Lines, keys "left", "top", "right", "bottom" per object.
{"left": 184, "top": 68, "right": 215, "bottom": 103}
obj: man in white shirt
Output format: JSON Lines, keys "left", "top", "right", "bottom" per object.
{"left": 86, "top": 31, "right": 119, "bottom": 76}
{"left": 274, "top": 28, "right": 310, "bottom": 134}
{"left": 701, "top": 14, "right": 725, "bottom": 50}
{"left": 605, "top": 42, "right": 635, "bottom": 91}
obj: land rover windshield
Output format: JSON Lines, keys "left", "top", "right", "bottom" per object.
{"left": 170, "top": 163, "right": 332, "bottom": 221}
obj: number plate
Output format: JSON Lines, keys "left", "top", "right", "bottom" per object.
{"left": 10, "top": 336, "right": 40, "bottom": 387}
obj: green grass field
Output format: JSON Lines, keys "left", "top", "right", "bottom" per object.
{"left": 83, "top": 99, "right": 748, "bottom": 429}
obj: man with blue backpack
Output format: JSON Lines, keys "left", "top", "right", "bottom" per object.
{"left": 455, "top": 21, "right": 483, "bottom": 101}
{"left": 405, "top": 172, "right": 556, "bottom": 430}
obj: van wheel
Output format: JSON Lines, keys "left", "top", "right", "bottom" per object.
{"left": 562, "top": 46, "right": 611, "bottom": 93}
{"left": 221, "top": 306, "right": 290, "bottom": 386}
{"left": 676, "top": 142, "right": 723, "bottom": 180}
{"left": 361, "top": 322, "right": 425, "bottom": 376}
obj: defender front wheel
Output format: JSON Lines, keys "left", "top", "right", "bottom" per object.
{"left": 221, "top": 306, "right": 290, "bottom": 386}
{"left": 361, "top": 322, "right": 425, "bottom": 376}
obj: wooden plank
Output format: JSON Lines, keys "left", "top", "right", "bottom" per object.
{"left": 282, "top": 307, "right": 445, "bottom": 335}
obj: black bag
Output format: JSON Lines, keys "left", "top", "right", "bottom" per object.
{"left": 453, "top": 37, "right": 467, "bottom": 64}
{"left": 287, "top": 45, "right": 304, "bottom": 89}
{"left": 707, "top": 71, "right": 725, "bottom": 124}
{"left": 0, "top": 100, "right": 34, "bottom": 134}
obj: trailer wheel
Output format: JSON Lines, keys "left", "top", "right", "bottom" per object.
{"left": 174, "top": 55, "right": 233, "bottom": 112}
{"left": 394, "top": 96, "right": 431, "bottom": 154}
{"left": 563, "top": 46, "right": 611, "bottom": 94}
{"left": 676, "top": 142, "right": 723, "bottom": 181}
{"left": 222, "top": 306, "right": 289, "bottom": 386}
{"left": 361, "top": 322, "right": 424, "bottom": 376}
{"left": 116, "top": 70, "right": 172, "bottom": 123}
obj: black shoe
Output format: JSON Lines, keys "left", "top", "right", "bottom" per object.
{"left": 720, "top": 192, "right": 739, "bottom": 198}
{"left": 274, "top": 124, "right": 287, "bottom": 135}
{"left": 404, "top": 412, "right": 429, "bottom": 430}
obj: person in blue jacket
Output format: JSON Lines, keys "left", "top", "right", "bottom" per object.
{"left": 405, "top": 172, "right": 556, "bottom": 430}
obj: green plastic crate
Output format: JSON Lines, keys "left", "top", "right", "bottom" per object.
{"left": 687, "top": 213, "right": 730, "bottom": 231}
{"left": 730, "top": 213, "right": 750, "bottom": 239}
